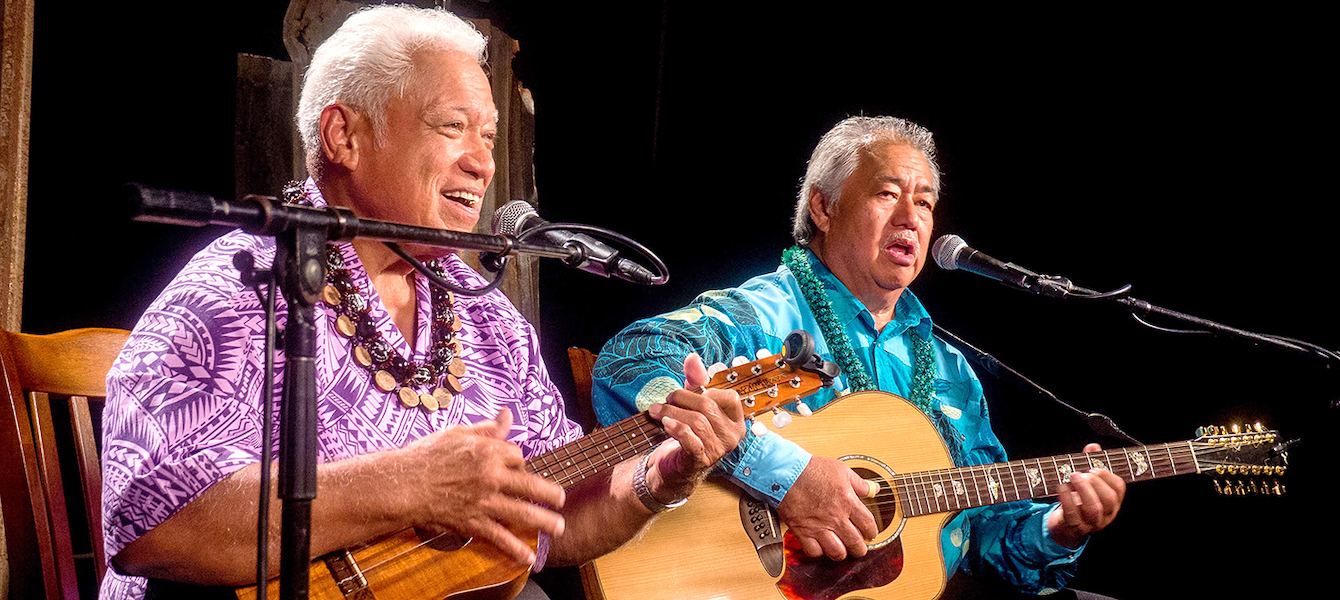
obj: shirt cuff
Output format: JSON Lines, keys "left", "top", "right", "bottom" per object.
{"left": 1034, "top": 503, "right": 1088, "bottom": 560}
{"left": 717, "top": 425, "right": 812, "bottom": 505}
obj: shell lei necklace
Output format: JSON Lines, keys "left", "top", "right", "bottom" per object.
{"left": 284, "top": 181, "right": 467, "bottom": 413}
{"left": 781, "top": 246, "right": 938, "bottom": 415}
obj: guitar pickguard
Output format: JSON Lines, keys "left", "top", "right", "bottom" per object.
{"left": 776, "top": 529, "right": 904, "bottom": 600}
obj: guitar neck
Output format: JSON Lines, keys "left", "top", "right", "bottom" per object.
{"left": 894, "top": 441, "right": 1199, "bottom": 516}
{"left": 522, "top": 333, "right": 838, "bottom": 490}
{"left": 526, "top": 413, "right": 667, "bottom": 489}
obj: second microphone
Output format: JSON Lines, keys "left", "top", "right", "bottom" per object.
{"left": 491, "top": 200, "right": 662, "bottom": 285}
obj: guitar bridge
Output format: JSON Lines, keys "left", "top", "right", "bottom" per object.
{"left": 322, "top": 549, "right": 374, "bottom": 600}
{"left": 739, "top": 495, "right": 784, "bottom": 577}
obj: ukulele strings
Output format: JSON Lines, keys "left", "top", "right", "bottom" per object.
{"left": 346, "top": 355, "right": 803, "bottom": 582}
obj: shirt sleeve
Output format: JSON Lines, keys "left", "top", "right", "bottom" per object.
{"left": 942, "top": 356, "right": 1085, "bottom": 591}
{"left": 591, "top": 290, "right": 813, "bottom": 505}
{"left": 958, "top": 501, "right": 1086, "bottom": 592}
{"left": 101, "top": 265, "right": 273, "bottom": 561}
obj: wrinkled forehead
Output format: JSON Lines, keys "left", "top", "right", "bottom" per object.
{"left": 857, "top": 142, "right": 939, "bottom": 196}
{"left": 407, "top": 48, "right": 499, "bottom": 124}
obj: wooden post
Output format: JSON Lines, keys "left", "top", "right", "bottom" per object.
{"left": 1, "top": 0, "right": 35, "bottom": 334}
{"left": 1, "top": 0, "right": 36, "bottom": 593}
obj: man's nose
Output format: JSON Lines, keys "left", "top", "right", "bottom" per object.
{"left": 889, "top": 197, "right": 924, "bottom": 228}
{"left": 460, "top": 135, "right": 496, "bottom": 182}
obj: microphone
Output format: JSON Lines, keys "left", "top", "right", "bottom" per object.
{"left": 932, "top": 234, "right": 1072, "bottom": 296}
{"left": 491, "top": 200, "right": 660, "bottom": 285}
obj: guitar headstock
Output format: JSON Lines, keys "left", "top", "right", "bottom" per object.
{"left": 704, "top": 331, "right": 839, "bottom": 420}
{"left": 1191, "top": 423, "right": 1291, "bottom": 496}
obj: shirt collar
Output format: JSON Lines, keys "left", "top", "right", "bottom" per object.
{"left": 803, "top": 248, "right": 934, "bottom": 339}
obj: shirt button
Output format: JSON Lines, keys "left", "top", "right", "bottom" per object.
{"left": 742, "top": 467, "right": 752, "bottom": 476}
{"left": 771, "top": 484, "right": 781, "bottom": 492}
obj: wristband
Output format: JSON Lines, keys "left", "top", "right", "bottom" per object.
{"left": 634, "top": 452, "right": 689, "bottom": 513}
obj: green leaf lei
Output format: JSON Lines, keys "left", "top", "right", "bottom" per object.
{"left": 781, "top": 246, "right": 938, "bottom": 415}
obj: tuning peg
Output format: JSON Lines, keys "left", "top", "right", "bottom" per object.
{"left": 750, "top": 419, "right": 770, "bottom": 437}
{"left": 795, "top": 402, "right": 812, "bottom": 417}
{"left": 755, "top": 348, "right": 771, "bottom": 360}
{"left": 731, "top": 356, "right": 750, "bottom": 367}
{"left": 1231, "top": 423, "right": 1241, "bottom": 434}
{"left": 1254, "top": 422, "right": 1265, "bottom": 433}
{"left": 771, "top": 409, "right": 792, "bottom": 428}
{"left": 707, "top": 362, "right": 728, "bottom": 379}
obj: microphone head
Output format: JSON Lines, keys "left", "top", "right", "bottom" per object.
{"left": 931, "top": 234, "right": 968, "bottom": 270}
{"left": 492, "top": 200, "right": 537, "bottom": 236}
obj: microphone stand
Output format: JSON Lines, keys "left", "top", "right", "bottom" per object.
{"left": 126, "top": 185, "right": 592, "bottom": 600}
{"left": 1024, "top": 274, "right": 1340, "bottom": 366}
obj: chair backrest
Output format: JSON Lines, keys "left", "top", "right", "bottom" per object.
{"left": 566, "top": 347, "right": 599, "bottom": 431}
{"left": 1, "top": 328, "right": 130, "bottom": 600}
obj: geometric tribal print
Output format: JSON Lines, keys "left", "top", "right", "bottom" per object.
{"left": 100, "top": 179, "right": 583, "bottom": 600}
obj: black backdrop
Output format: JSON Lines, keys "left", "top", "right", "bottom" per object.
{"left": 23, "top": 2, "right": 1335, "bottom": 598}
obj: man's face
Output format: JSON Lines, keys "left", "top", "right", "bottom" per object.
{"left": 349, "top": 48, "right": 498, "bottom": 234}
{"left": 813, "top": 142, "right": 937, "bottom": 304}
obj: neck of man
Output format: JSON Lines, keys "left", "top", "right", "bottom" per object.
{"left": 807, "top": 236, "right": 903, "bottom": 332}
{"left": 317, "top": 177, "right": 428, "bottom": 345}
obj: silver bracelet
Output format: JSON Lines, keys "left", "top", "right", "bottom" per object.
{"left": 633, "top": 452, "right": 688, "bottom": 513}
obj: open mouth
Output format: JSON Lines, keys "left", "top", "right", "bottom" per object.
{"left": 885, "top": 236, "right": 919, "bottom": 265}
{"left": 442, "top": 190, "right": 482, "bottom": 208}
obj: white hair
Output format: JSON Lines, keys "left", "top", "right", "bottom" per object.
{"left": 296, "top": 4, "right": 487, "bottom": 170}
{"left": 792, "top": 116, "right": 941, "bottom": 246}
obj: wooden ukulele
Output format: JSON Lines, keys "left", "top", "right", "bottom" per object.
{"left": 234, "top": 331, "right": 838, "bottom": 600}
{"left": 583, "top": 390, "right": 1290, "bottom": 600}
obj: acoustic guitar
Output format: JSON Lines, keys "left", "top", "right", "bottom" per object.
{"left": 584, "top": 390, "right": 1289, "bottom": 600}
{"left": 234, "top": 331, "right": 839, "bottom": 600}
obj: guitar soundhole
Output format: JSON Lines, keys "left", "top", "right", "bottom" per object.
{"left": 851, "top": 466, "right": 897, "bottom": 536}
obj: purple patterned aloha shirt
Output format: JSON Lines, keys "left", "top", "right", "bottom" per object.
{"left": 99, "top": 179, "right": 583, "bottom": 600}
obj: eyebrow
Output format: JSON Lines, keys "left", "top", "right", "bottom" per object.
{"left": 423, "top": 104, "right": 500, "bottom": 126}
{"left": 876, "top": 174, "right": 938, "bottom": 196}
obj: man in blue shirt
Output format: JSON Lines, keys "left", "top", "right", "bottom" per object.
{"left": 592, "top": 116, "right": 1125, "bottom": 598}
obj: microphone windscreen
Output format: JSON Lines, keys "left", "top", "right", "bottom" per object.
{"left": 931, "top": 234, "right": 967, "bottom": 270}
{"left": 491, "top": 200, "right": 535, "bottom": 236}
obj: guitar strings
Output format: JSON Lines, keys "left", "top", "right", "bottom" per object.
{"left": 858, "top": 443, "right": 1207, "bottom": 515}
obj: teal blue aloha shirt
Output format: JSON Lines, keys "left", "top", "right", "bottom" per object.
{"left": 592, "top": 248, "right": 1085, "bottom": 593}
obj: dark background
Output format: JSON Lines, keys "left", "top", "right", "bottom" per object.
{"left": 23, "top": 1, "right": 1335, "bottom": 598}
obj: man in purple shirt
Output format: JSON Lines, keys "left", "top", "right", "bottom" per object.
{"left": 99, "top": 6, "right": 745, "bottom": 600}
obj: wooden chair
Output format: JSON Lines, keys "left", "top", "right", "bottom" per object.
{"left": 1, "top": 328, "right": 130, "bottom": 600}
{"left": 565, "top": 347, "right": 599, "bottom": 419}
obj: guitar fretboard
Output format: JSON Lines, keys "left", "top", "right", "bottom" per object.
{"left": 526, "top": 414, "right": 667, "bottom": 489}
{"left": 893, "top": 441, "right": 1200, "bottom": 516}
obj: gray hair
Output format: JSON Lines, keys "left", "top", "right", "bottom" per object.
{"left": 297, "top": 5, "right": 487, "bottom": 170}
{"left": 792, "top": 116, "right": 941, "bottom": 246}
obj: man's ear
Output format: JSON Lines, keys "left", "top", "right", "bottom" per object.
{"left": 319, "top": 103, "right": 365, "bottom": 172}
{"left": 807, "top": 188, "right": 832, "bottom": 234}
